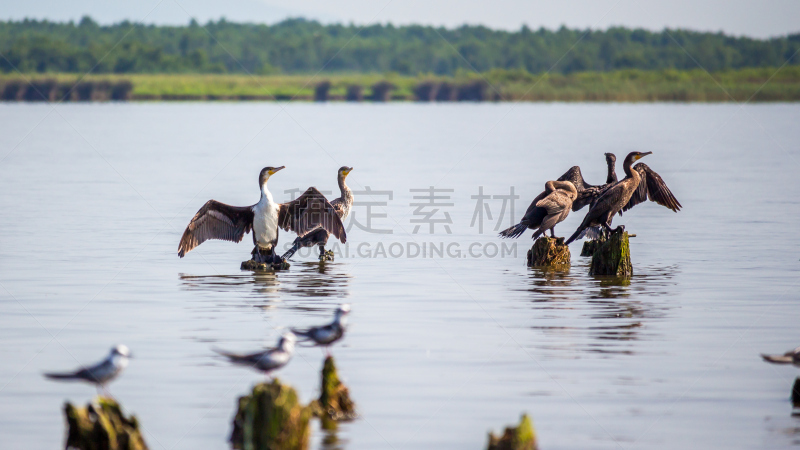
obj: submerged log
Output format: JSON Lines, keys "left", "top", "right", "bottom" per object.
{"left": 487, "top": 414, "right": 537, "bottom": 450}
{"left": 589, "top": 231, "right": 632, "bottom": 277}
{"left": 63, "top": 396, "right": 148, "bottom": 450}
{"left": 231, "top": 379, "right": 314, "bottom": 450}
{"left": 527, "top": 237, "right": 570, "bottom": 267}
{"left": 318, "top": 356, "right": 356, "bottom": 422}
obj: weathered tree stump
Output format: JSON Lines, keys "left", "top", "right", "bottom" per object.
{"left": 580, "top": 238, "right": 604, "bottom": 257}
{"left": 63, "top": 396, "right": 148, "bottom": 450}
{"left": 527, "top": 237, "right": 570, "bottom": 267}
{"left": 231, "top": 379, "right": 314, "bottom": 450}
{"left": 487, "top": 414, "right": 537, "bottom": 450}
{"left": 318, "top": 356, "right": 356, "bottom": 424}
{"left": 589, "top": 231, "right": 632, "bottom": 277}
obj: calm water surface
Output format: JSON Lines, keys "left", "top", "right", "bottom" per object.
{"left": 0, "top": 102, "right": 798, "bottom": 449}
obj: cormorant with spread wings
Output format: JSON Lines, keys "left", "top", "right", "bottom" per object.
{"left": 565, "top": 151, "right": 681, "bottom": 244}
{"left": 178, "top": 166, "right": 346, "bottom": 264}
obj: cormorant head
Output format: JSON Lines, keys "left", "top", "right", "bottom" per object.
{"left": 625, "top": 151, "right": 652, "bottom": 164}
{"left": 259, "top": 166, "right": 285, "bottom": 185}
{"left": 338, "top": 166, "right": 353, "bottom": 178}
{"left": 604, "top": 153, "right": 616, "bottom": 164}
{"left": 111, "top": 344, "right": 132, "bottom": 358}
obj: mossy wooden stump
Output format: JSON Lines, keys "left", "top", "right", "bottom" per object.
{"left": 589, "top": 231, "right": 632, "bottom": 277}
{"left": 580, "top": 238, "right": 604, "bottom": 257}
{"left": 487, "top": 414, "right": 537, "bottom": 450}
{"left": 318, "top": 356, "right": 356, "bottom": 423}
{"left": 231, "top": 379, "right": 314, "bottom": 450}
{"left": 63, "top": 396, "right": 148, "bottom": 450}
{"left": 241, "top": 259, "right": 290, "bottom": 271}
{"left": 527, "top": 237, "right": 570, "bottom": 267}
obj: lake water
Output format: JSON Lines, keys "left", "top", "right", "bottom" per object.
{"left": 0, "top": 102, "right": 799, "bottom": 449}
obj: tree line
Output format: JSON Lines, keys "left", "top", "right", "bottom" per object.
{"left": 1, "top": 16, "right": 798, "bottom": 75}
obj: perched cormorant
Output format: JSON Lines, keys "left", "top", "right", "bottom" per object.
{"left": 44, "top": 345, "right": 131, "bottom": 394}
{"left": 499, "top": 180, "right": 578, "bottom": 240}
{"left": 213, "top": 332, "right": 296, "bottom": 377}
{"left": 565, "top": 151, "right": 682, "bottom": 244}
{"left": 557, "top": 152, "right": 618, "bottom": 211}
{"left": 565, "top": 151, "right": 652, "bottom": 244}
{"left": 292, "top": 304, "right": 350, "bottom": 355}
{"left": 761, "top": 346, "right": 800, "bottom": 367}
{"left": 178, "top": 166, "right": 346, "bottom": 264}
{"left": 281, "top": 166, "right": 354, "bottom": 261}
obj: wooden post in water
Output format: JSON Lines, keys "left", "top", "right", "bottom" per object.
{"left": 527, "top": 237, "right": 570, "bottom": 267}
{"left": 792, "top": 377, "right": 800, "bottom": 407}
{"left": 63, "top": 397, "right": 148, "bottom": 450}
{"left": 487, "top": 414, "right": 537, "bottom": 450}
{"left": 589, "top": 231, "right": 632, "bottom": 277}
{"left": 230, "top": 379, "right": 314, "bottom": 450}
{"left": 318, "top": 356, "right": 357, "bottom": 427}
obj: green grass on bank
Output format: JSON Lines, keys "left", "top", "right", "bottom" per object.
{"left": 2, "top": 67, "right": 800, "bottom": 102}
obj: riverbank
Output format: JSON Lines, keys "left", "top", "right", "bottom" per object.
{"left": 2, "top": 67, "right": 799, "bottom": 102}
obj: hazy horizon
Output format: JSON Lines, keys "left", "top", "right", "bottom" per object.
{"left": 1, "top": 0, "right": 798, "bottom": 39}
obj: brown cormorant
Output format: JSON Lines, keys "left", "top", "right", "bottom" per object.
{"left": 565, "top": 151, "right": 680, "bottom": 244}
{"left": 281, "top": 166, "right": 354, "bottom": 261}
{"left": 499, "top": 180, "right": 578, "bottom": 240}
{"left": 178, "top": 166, "right": 346, "bottom": 263}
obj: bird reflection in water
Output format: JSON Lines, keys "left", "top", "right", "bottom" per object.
{"left": 179, "top": 261, "right": 351, "bottom": 307}
{"left": 518, "top": 262, "right": 678, "bottom": 356}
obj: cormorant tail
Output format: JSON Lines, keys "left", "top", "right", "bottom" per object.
{"left": 578, "top": 226, "right": 604, "bottom": 240}
{"left": 565, "top": 227, "right": 585, "bottom": 245}
{"left": 498, "top": 222, "right": 527, "bottom": 239}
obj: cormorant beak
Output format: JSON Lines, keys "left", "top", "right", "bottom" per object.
{"left": 269, "top": 166, "right": 285, "bottom": 175}
{"left": 636, "top": 152, "right": 653, "bottom": 160}
{"left": 344, "top": 167, "right": 353, "bottom": 176}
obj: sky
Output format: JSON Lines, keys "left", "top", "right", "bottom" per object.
{"left": 2, "top": 0, "right": 799, "bottom": 38}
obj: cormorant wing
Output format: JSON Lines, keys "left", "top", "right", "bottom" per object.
{"left": 278, "top": 187, "right": 346, "bottom": 243}
{"left": 621, "top": 163, "right": 682, "bottom": 214}
{"left": 178, "top": 200, "right": 255, "bottom": 257}
{"left": 556, "top": 166, "right": 590, "bottom": 190}
{"left": 330, "top": 197, "right": 347, "bottom": 218}
{"left": 588, "top": 182, "right": 628, "bottom": 221}
{"left": 536, "top": 191, "right": 570, "bottom": 216}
